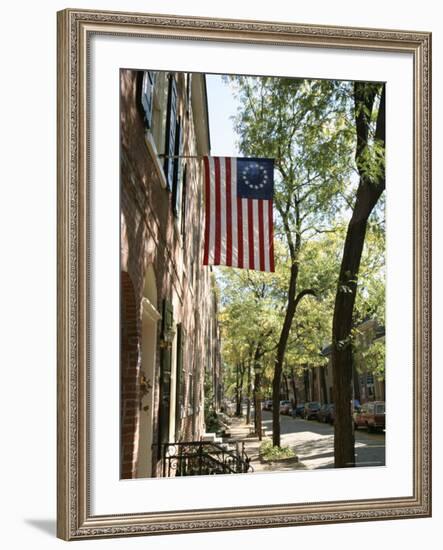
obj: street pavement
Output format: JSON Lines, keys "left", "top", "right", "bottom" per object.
{"left": 229, "top": 410, "right": 385, "bottom": 472}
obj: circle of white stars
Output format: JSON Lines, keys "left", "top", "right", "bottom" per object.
{"left": 242, "top": 162, "right": 269, "bottom": 190}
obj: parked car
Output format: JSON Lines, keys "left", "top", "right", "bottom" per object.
{"left": 316, "top": 403, "right": 335, "bottom": 423}
{"left": 303, "top": 401, "right": 321, "bottom": 420}
{"left": 263, "top": 399, "right": 273, "bottom": 411}
{"left": 279, "top": 400, "right": 292, "bottom": 415}
{"left": 354, "top": 401, "right": 385, "bottom": 432}
{"left": 291, "top": 402, "right": 305, "bottom": 418}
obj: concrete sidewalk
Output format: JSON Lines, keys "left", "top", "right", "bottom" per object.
{"left": 226, "top": 412, "right": 385, "bottom": 471}
{"left": 227, "top": 416, "right": 306, "bottom": 473}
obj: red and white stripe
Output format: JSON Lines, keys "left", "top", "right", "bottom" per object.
{"left": 203, "top": 156, "right": 274, "bottom": 272}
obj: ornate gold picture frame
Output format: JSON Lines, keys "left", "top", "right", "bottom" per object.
{"left": 57, "top": 8, "right": 431, "bottom": 540}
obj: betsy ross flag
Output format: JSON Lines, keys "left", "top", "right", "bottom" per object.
{"left": 203, "top": 157, "right": 275, "bottom": 272}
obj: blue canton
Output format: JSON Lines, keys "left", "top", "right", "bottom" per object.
{"left": 236, "top": 158, "right": 274, "bottom": 200}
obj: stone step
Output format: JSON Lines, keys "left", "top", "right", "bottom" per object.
{"left": 201, "top": 433, "right": 223, "bottom": 444}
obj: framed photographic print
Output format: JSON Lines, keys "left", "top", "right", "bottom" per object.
{"left": 57, "top": 8, "right": 431, "bottom": 540}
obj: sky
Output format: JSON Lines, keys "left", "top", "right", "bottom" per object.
{"left": 205, "top": 74, "right": 240, "bottom": 157}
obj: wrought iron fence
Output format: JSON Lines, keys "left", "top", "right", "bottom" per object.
{"left": 159, "top": 440, "right": 254, "bottom": 477}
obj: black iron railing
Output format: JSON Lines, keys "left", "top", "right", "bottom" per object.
{"left": 160, "top": 440, "right": 254, "bottom": 477}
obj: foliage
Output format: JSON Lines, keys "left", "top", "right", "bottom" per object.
{"left": 330, "top": 82, "right": 385, "bottom": 467}
{"left": 216, "top": 75, "right": 385, "bottom": 448}
{"left": 217, "top": 259, "right": 283, "bottom": 399}
{"left": 225, "top": 76, "right": 359, "bottom": 447}
{"left": 259, "top": 439, "right": 295, "bottom": 461}
{"left": 226, "top": 76, "right": 357, "bottom": 241}
{"left": 360, "top": 339, "right": 385, "bottom": 380}
{"left": 353, "top": 332, "right": 385, "bottom": 380}
{"left": 354, "top": 90, "right": 386, "bottom": 185}
{"left": 218, "top": 225, "right": 379, "bottom": 388}
{"left": 354, "top": 219, "right": 385, "bottom": 324}
{"left": 204, "top": 408, "right": 223, "bottom": 433}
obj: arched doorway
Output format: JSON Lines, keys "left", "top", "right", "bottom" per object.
{"left": 137, "top": 265, "right": 161, "bottom": 477}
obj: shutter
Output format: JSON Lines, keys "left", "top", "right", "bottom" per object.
{"left": 186, "top": 73, "right": 192, "bottom": 117}
{"left": 141, "top": 71, "right": 156, "bottom": 128}
{"left": 172, "top": 117, "right": 183, "bottom": 216}
{"left": 188, "top": 373, "right": 194, "bottom": 416}
{"left": 158, "top": 299, "right": 174, "bottom": 445}
{"left": 175, "top": 324, "right": 184, "bottom": 439}
{"left": 162, "top": 299, "right": 174, "bottom": 335}
{"left": 164, "top": 76, "right": 178, "bottom": 191}
{"left": 180, "top": 164, "right": 187, "bottom": 236}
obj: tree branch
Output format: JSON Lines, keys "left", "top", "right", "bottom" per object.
{"left": 294, "top": 288, "right": 317, "bottom": 309}
{"left": 260, "top": 289, "right": 317, "bottom": 356}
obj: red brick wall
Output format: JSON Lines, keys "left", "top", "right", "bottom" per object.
{"left": 120, "top": 69, "right": 171, "bottom": 473}
{"left": 120, "top": 68, "right": 219, "bottom": 477}
{"left": 120, "top": 271, "right": 141, "bottom": 479}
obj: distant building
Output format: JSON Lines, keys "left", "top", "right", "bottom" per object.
{"left": 281, "top": 364, "right": 329, "bottom": 405}
{"left": 320, "top": 318, "right": 385, "bottom": 405}
{"left": 120, "top": 69, "right": 221, "bottom": 479}
{"left": 282, "top": 319, "right": 385, "bottom": 406}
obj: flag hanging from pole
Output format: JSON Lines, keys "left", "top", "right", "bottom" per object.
{"left": 203, "top": 157, "right": 275, "bottom": 272}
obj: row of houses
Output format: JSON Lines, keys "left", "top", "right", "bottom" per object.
{"left": 120, "top": 69, "right": 222, "bottom": 479}
{"left": 280, "top": 319, "right": 385, "bottom": 406}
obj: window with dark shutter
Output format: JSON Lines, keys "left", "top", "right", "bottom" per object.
{"left": 164, "top": 75, "right": 178, "bottom": 192}
{"left": 158, "top": 299, "right": 174, "bottom": 445}
{"left": 175, "top": 324, "right": 185, "bottom": 439}
{"left": 186, "top": 73, "right": 192, "bottom": 118}
{"left": 141, "top": 71, "right": 156, "bottom": 128}
{"left": 188, "top": 373, "right": 194, "bottom": 416}
{"left": 180, "top": 164, "right": 187, "bottom": 238}
{"left": 172, "top": 117, "right": 183, "bottom": 217}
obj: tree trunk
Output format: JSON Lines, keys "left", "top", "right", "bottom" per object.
{"left": 235, "top": 363, "right": 240, "bottom": 416}
{"left": 254, "top": 370, "right": 263, "bottom": 440}
{"left": 332, "top": 215, "right": 373, "bottom": 467}
{"left": 252, "top": 345, "right": 263, "bottom": 438}
{"left": 353, "top": 359, "right": 361, "bottom": 403}
{"left": 283, "top": 373, "right": 290, "bottom": 400}
{"left": 311, "top": 367, "right": 317, "bottom": 400}
{"left": 303, "top": 367, "right": 310, "bottom": 402}
{"left": 272, "top": 262, "right": 298, "bottom": 446}
{"left": 290, "top": 367, "right": 298, "bottom": 407}
{"left": 236, "top": 361, "right": 245, "bottom": 416}
{"left": 272, "top": 280, "right": 317, "bottom": 445}
{"left": 332, "top": 83, "right": 385, "bottom": 468}
{"left": 320, "top": 366, "right": 328, "bottom": 404}
{"left": 246, "top": 360, "right": 252, "bottom": 425}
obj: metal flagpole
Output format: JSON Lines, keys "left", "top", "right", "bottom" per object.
{"left": 158, "top": 154, "right": 205, "bottom": 159}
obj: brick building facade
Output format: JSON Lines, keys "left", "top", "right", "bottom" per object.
{"left": 120, "top": 69, "right": 221, "bottom": 479}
